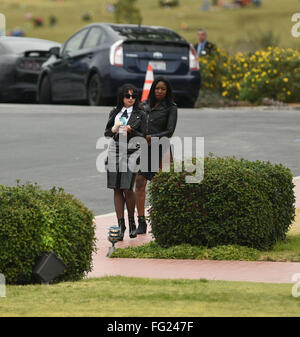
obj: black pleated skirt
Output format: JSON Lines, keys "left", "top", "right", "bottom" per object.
{"left": 106, "top": 139, "right": 139, "bottom": 190}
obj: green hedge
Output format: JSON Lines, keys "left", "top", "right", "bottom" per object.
{"left": 0, "top": 182, "right": 96, "bottom": 285}
{"left": 148, "top": 157, "right": 295, "bottom": 250}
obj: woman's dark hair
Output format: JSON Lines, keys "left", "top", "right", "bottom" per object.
{"left": 148, "top": 76, "right": 174, "bottom": 108}
{"left": 116, "top": 83, "right": 140, "bottom": 112}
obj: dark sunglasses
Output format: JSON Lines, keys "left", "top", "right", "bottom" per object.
{"left": 124, "top": 93, "right": 138, "bottom": 99}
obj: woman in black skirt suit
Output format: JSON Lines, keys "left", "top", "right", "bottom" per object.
{"left": 104, "top": 84, "right": 146, "bottom": 240}
{"left": 135, "top": 77, "right": 178, "bottom": 235}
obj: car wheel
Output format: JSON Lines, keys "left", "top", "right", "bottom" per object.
{"left": 184, "top": 98, "right": 196, "bottom": 108}
{"left": 88, "top": 73, "right": 104, "bottom": 106}
{"left": 176, "top": 96, "right": 195, "bottom": 108}
{"left": 39, "top": 76, "right": 52, "bottom": 104}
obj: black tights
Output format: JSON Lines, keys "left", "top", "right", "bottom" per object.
{"left": 114, "top": 188, "right": 135, "bottom": 220}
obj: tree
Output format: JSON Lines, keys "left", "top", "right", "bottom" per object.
{"left": 114, "top": 0, "right": 143, "bottom": 25}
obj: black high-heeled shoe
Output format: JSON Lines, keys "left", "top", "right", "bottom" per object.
{"left": 118, "top": 218, "right": 126, "bottom": 241}
{"left": 128, "top": 217, "right": 137, "bottom": 238}
{"left": 136, "top": 216, "right": 147, "bottom": 235}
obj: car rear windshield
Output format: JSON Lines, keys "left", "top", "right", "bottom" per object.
{"left": 110, "top": 25, "right": 186, "bottom": 42}
{"left": 2, "top": 39, "right": 58, "bottom": 54}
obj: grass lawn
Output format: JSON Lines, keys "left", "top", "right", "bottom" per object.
{"left": 1, "top": 276, "right": 300, "bottom": 317}
{"left": 1, "top": 0, "right": 299, "bottom": 52}
{"left": 112, "top": 209, "right": 300, "bottom": 262}
{"left": 260, "top": 208, "right": 300, "bottom": 262}
{"left": 1, "top": 210, "right": 299, "bottom": 317}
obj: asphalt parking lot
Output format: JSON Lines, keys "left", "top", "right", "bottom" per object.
{"left": 0, "top": 103, "right": 299, "bottom": 214}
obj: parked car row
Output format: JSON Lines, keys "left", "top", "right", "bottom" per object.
{"left": 0, "top": 37, "right": 60, "bottom": 102}
{"left": 0, "top": 23, "right": 201, "bottom": 107}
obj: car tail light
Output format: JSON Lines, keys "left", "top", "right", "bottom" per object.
{"left": 110, "top": 40, "right": 123, "bottom": 66}
{"left": 18, "top": 59, "right": 43, "bottom": 71}
{"left": 189, "top": 45, "right": 199, "bottom": 71}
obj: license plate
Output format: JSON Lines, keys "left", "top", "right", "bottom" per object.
{"left": 150, "top": 61, "right": 166, "bottom": 71}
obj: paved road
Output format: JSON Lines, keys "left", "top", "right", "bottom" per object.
{"left": 0, "top": 104, "right": 299, "bottom": 215}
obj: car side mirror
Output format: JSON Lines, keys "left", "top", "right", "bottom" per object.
{"left": 61, "top": 49, "right": 71, "bottom": 59}
{"left": 49, "top": 46, "right": 61, "bottom": 58}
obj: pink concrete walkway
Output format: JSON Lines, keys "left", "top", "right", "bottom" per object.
{"left": 87, "top": 177, "right": 300, "bottom": 283}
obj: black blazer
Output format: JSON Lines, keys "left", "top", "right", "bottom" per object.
{"left": 194, "top": 40, "right": 216, "bottom": 56}
{"left": 142, "top": 100, "right": 177, "bottom": 139}
{"left": 104, "top": 106, "right": 146, "bottom": 141}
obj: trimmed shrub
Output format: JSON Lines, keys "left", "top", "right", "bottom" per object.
{"left": 148, "top": 156, "right": 295, "bottom": 250}
{"left": 0, "top": 182, "right": 96, "bottom": 284}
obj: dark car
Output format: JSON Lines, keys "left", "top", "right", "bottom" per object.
{"left": 37, "top": 23, "right": 200, "bottom": 107}
{"left": 0, "top": 37, "right": 61, "bottom": 102}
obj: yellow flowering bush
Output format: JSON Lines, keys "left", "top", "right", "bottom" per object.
{"left": 199, "top": 47, "right": 300, "bottom": 104}
{"left": 237, "top": 47, "right": 300, "bottom": 103}
{"left": 198, "top": 47, "right": 228, "bottom": 92}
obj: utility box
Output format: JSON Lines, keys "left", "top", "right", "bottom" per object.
{"left": 33, "top": 251, "right": 67, "bottom": 284}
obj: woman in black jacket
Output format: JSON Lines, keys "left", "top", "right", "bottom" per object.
{"left": 104, "top": 83, "right": 146, "bottom": 240}
{"left": 135, "top": 76, "right": 178, "bottom": 235}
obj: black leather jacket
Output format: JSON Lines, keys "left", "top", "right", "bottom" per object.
{"left": 104, "top": 107, "right": 146, "bottom": 141}
{"left": 142, "top": 100, "right": 178, "bottom": 138}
